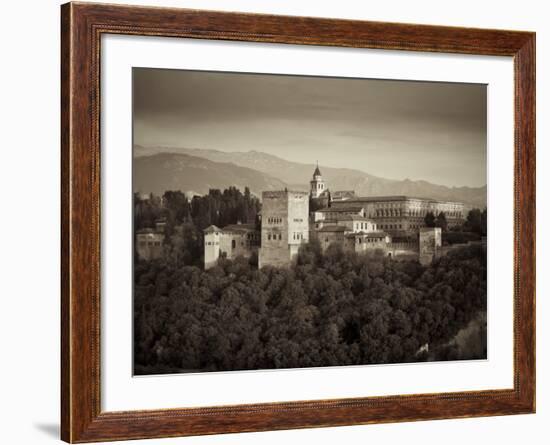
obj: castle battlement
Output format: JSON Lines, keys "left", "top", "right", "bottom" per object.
{"left": 262, "top": 190, "right": 308, "bottom": 199}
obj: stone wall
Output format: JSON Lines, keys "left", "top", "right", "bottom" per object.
{"left": 204, "top": 226, "right": 259, "bottom": 270}
{"left": 387, "top": 241, "right": 419, "bottom": 260}
{"left": 204, "top": 230, "right": 221, "bottom": 270}
{"left": 219, "top": 231, "right": 259, "bottom": 260}
{"left": 318, "top": 230, "right": 346, "bottom": 252}
{"left": 419, "top": 227, "right": 442, "bottom": 265}
{"left": 136, "top": 231, "right": 164, "bottom": 261}
{"left": 259, "top": 191, "right": 289, "bottom": 268}
{"left": 259, "top": 190, "right": 309, "bottom": 268}
{"left": 287, "top": 191, "right": 309, "bottom": 246}
{"left": 345, "top": 234, "right": 389, "bottom": 254}
{"left": 438, "top": 239, "right": 487, "bottom": 257}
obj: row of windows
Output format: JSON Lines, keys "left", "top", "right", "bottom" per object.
{"left": 376, "top": 209, "right": 462, "bottom": 218}
{"left": 267, "top": 217, "right": 283, "bottom": 224}
{"left": 267, "top": 232, "right": 305, "bottom": 241}
{"left": 354, "top": 237, "right": 382, "bottom": 244}
{"left": 206, "top": 240, "right": 256, "bottom": 248}
{"left": 266, "top": 232, "right": 306, "bottom": 241}
{"left": 355, "top": 222, "right": 376, "bottom": 231}
{"left": 375, "top": 203, "right": 407, "bottom": 208}
{"left": 380, "top": 224, "right": 403, "bottom": 230}
{"left": 376, "top": 209, "right": 405, "bottom": 217}
{"left": 375, "top": 202, "right": 461, "bottom": 210}
{"left": 323, "top": 237, "right": 342, "bottom": 243}
{"left": 322, "top": 237, "right": 382, "bottom": 245}
{"left": 293, "top": 218, "right": 304, "bottom": 223}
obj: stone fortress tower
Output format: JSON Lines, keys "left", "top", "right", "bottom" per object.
{"left": 418, "top": 227, "right": 442, "bottom": 265}
{"left": 203, "top": 225, "right": 222, "bottom": 270}
{"left": 258, "top": 190, "right": 309, "bottom": 268}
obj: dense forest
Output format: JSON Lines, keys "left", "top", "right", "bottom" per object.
{"left": 134, "top": 241, "right": 486, "bottom": 374}
{"left": 134, "top": 187, "right": 487, "bottom": 374}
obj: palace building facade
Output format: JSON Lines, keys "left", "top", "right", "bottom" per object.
{"left": 330, "top": 196, "right": 465, "bottom": 234}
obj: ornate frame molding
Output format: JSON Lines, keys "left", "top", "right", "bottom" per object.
{"left": 61, "top": 2, "right": 535, "bottom": 442}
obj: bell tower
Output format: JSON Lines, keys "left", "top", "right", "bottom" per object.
{"left": 310, "top": 162, "right": 326, "bottom": 199}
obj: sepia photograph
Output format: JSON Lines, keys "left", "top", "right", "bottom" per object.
{"left": 132, "top": 68, "right": 488, "bottom": 375}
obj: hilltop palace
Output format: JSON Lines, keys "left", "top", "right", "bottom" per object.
{"left": 202, "top": 165, "right": 466, "bottom": 269}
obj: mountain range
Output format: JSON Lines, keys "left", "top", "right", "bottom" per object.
{"left": 134, "top": 145, "right": 487, "bottom": 208}
{"left": 134, "top": 152, "right": 287, "bottom": 198}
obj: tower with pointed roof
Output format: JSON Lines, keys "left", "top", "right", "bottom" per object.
{"left": 310, "top": 162, "right": 327, "bottom": 199}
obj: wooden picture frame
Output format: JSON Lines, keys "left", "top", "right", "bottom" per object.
{"left": 61, "top": 2, "right": 535, "bottom": 442}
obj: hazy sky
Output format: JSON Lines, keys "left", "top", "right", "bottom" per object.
{"left": 133, "top": 68, "right": 486, "bottom": 188}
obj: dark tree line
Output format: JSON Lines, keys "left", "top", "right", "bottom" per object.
{"left": 464, "top": 208, "right": 487, "bottom": 236}
{"left": 134, "top": 193, "right": 164, "bottom": 231}
{"left": 188, "top": 186, "right": 261, "bottom": 231}
{"left": 425, "top": 208, "right": 488, "bottom": 246}
{"left": 309, "top": 197, "right": 325, "bottom": 212}
{"left": 425, "top": 208, "right": 487, "bottom": 235}
{"left": 135, "top": 187, "right": 261, "bottom": 231}
{"left": 424, "top": 211, "right": 448, "bottom": 230}
{"left": 134, "top": 187, "right": 262, "bottom": 268}
{"left": 134, "top": 241, "right": 487, "bottom": 374}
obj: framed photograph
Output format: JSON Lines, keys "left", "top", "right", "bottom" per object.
{"left": 61, "top": 2, "right": 535, "bottom": 442}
